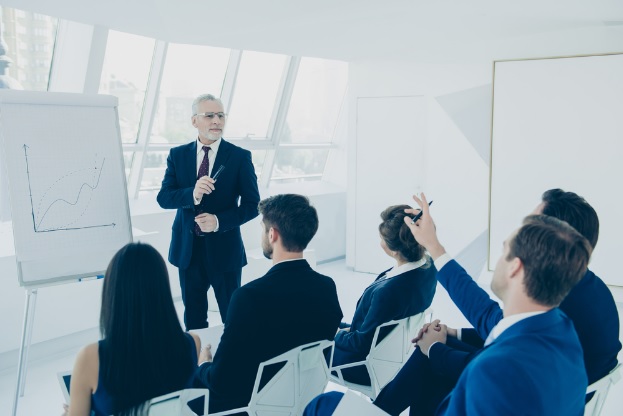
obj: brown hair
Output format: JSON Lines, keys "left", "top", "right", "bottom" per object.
{"left": 379, "top": 205, "right": 427, "bottom": 263}
{"left": 508, "top": 215, "right": 592, "bottom": 307}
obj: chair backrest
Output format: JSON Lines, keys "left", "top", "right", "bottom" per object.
{"left": 584, "top": 363, "right": 622, "bottom": 416}
{"left": 147, "top": 388, "right": 209, "bottom": 416}
{"left": 366, "top": 308, "right": 433, "bottom": 394}
{"left": 248, "top": 339, "right": 334, "bottom": 416}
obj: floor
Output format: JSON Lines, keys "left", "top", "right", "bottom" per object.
{"left": 1, "top": 259, "right": 622, "bottom": 415}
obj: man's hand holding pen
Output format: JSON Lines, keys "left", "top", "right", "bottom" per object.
{"left": 194, "top": 176, "right": 215, "bottom": 200}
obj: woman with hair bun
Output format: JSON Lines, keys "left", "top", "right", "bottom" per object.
{"left": 332, "top": 205, "right": 437, "bottom": 385}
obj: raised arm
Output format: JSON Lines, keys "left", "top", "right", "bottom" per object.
{"left": 404, "top": 193, "right": 502, "bottom": 339}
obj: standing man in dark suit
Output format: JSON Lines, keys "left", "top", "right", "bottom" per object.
{"left": 157, "top": 94, "right": 260, "bottom": 330}
{"left": 195, "top": 194, "right": 343, "bottom": 413}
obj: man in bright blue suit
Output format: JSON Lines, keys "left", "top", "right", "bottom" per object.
{"left": 157, "top": 94, "right": 260, "bottom": 330}
{"left": 371, "top": 189, "right": 621, "bottom": 415}
{"left": 305, "top": 193, "right": 591, "bottom": 415}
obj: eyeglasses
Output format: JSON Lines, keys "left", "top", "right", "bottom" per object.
{"left": 194, "top": 112, "right": 227, "bottom": 120}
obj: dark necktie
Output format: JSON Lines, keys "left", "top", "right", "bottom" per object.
{"left": 198, "top": 146, "right": 210, "bottom": 179}
{"left": 194, "top": 146, "right": 210, "bottom": 235}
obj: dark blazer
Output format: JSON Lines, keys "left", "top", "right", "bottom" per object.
{"left": 157, "top": 139, "right": 260, "bottom": 272}
{"left": 433, "top": 261, "right": 586, "bottom": 415}
{"left": 195, "top": 259, "right": 343, "bottom": 413}
{"left": 430, "top": 268, "right": 621, "bottom": 388}
{"left": 437, "top": 308, "right": 587, "bottom": 415}
{"left": 333, "top": 263, "right": 437, "bottom": 364}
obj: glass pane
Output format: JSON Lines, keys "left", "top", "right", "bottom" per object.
{"left": 282, "top": 58, "right": 348, "bottom": 144}
{"left": 99, "top": 31, "right": 155, "bottom": 144}
{"left": 271, "top": 148, "right": 329, "bottom": 183}
{"left": 140, "top": 149, "right": 264, "bottom": 191}
{"left": 0, "top": 6, "right": 58, "bottom": 90}
{"left": 250, "top": 149, "right": 267, "bottom": 177}
{"left": 226, "top": 51, "right": 287, "bottom": 139}
{"left": 123, "top": 151, "right": 134, "bottom": 180}
{"left": 141, "top": 151, "right": 169, "bottom": 190}
{"left": 151, "top": 44, "right": 230, "bottom": 145}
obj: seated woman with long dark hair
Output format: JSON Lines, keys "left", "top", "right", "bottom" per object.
{"left": 332, "top": 205, "right": 437, "bottom": 384}
{"left": 67, "top": 242, "right": 200, "bottom": 416}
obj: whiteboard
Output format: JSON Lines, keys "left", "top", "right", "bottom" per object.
{"left": 489, "top": 53, "right": 623, "bottom": 287}
{"left": 0, "top": 90, "right": 132, "bottom": 287}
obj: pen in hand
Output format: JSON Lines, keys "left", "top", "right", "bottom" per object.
{"left": 410, "top": 200, "right": 433, "bottom": 224}
{"left": 212, "top": 165, "right": 225, "bottom": 181}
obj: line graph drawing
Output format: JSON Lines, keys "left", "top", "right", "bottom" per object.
{"left": 23, "top": 144, "right": 117, "bottom": 232}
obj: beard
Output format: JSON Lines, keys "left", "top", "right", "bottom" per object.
{"left": 262, "top": 239, "right": 273, "bottom": 260}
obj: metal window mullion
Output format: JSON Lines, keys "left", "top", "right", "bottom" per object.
{"left": 127, "top": 40, "right": 167, "bottom": 198}
{"left": 221, "top": 49, "right": 242, "bottom": 111}
{"left": 260, "top": 56, "right": 301, "bottom": 188}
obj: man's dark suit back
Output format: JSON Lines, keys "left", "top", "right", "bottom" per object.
{"left": 195, "top": 259, "right": 343, "bottom": 412}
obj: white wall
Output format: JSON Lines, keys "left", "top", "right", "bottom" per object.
{"left": 346, "top": 26, "right": 623, "bottom": 282}
{"left": 347, "top": 61, "right": 491, "bottom": 270}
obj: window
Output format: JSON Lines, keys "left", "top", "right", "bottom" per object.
{"left": 226, "top": 51, "right": 287, "bottom": 139}
{"left": 282, "top": 58, "right": 348, "bottom": 144}
{"left": 0, "top": 6, "right": 58, "bottom": 91}
{"left": 150, "top": 43, "right": 230, "bottom": 145}
{"left": 99, "top": 30, "right": 155, "bottom": 144}
{"left": 272, "top": 148, "right": 330, "bottom": 183}
{"left": 268, "top": 57, "right": 347, "bottom": 185}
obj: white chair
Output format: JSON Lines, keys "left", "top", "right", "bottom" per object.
{"left": 584, "top": 363, "right": 622, "bottom": 416}
{"left": 329, "top": 309, "right": 433, "bottom": 400}
{"left": 147, "top": 388, "right": 209, "bottom": 416}
{"left": 332, "top": 389, "right": 390, "bottom": 416}
{"left": 209, "top": 339, "right": 334, "bottom": 416}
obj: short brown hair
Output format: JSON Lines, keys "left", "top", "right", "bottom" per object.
{"left": 508, "top": 215, "right": 592, "bottom": 307}
{"left": 258, "top": 194, "right": 318, "bottom": 252}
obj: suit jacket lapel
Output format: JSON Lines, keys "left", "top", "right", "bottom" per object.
{"left": 212, "top": 139, "right": 233, "bottom": 177}
{"left": 183, "top": 141, "right": 198, "bottom": 187}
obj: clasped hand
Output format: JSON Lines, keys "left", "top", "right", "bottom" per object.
{"left": 195, "top": 213, "right": 217, "bottom": 233}
{"left": 412, "top": 319, "right": 456, "bottom": 357}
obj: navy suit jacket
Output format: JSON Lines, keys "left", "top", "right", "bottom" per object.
{"left": 195, "top": 259, "right": 343, "bottom": 412}
{"left": 436, "top": 308, "right": 587, "bottom": 415}
{"left": 333, "top": 263, "right": 437, "bottom": 364}
{"left": 430, "top": 268, "right": 621, "bottom": 387}
{"left": 157, "top": 139, "right": 260, "bottom": 271}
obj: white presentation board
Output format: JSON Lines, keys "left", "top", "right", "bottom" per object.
{"left": 489, "top": 53, "right": 623, "bottom": 286}
{"left": 0, "top": 90, "right": 132, "bottom": 287}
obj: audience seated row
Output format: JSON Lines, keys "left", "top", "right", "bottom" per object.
{"left": 306, "top": 189, "right": 621, "bottom": 416}
{"left": 66, "top": 189, "right": 621, "bottom": 416}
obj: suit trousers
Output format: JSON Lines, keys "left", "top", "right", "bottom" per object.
{"left": 179, "top": 236, "right": 242, "bottom": 330}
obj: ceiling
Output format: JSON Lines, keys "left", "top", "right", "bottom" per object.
{"left": 4, "top": 0, "right": 623, "bottom": 62}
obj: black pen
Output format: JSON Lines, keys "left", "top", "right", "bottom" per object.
{"left": 212, "top": 165, "right": 225, "bottom": 181}
{"left": 410, "top": 200, "right": 433, "bottom": 224}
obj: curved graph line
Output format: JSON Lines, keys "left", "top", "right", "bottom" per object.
{"left": 35, "top": 165, "right": 97, "bottom": 220}
{"left": 35, "top": 158, "right": 106, "bottom": 230}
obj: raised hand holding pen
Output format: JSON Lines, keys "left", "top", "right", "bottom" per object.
{"left": 403, "top": 193, "right": 447, "bottom": 260}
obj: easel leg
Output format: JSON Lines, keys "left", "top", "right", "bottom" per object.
{"left": 11, "top": 288, "right": 38, "bottom": 416}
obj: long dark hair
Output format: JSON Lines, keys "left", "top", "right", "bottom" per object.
{"left": 379, "top": 205, "right": 427, "bottom": 263}
{"left": 100, "top": 242, "right": 194, "bottom": 415}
